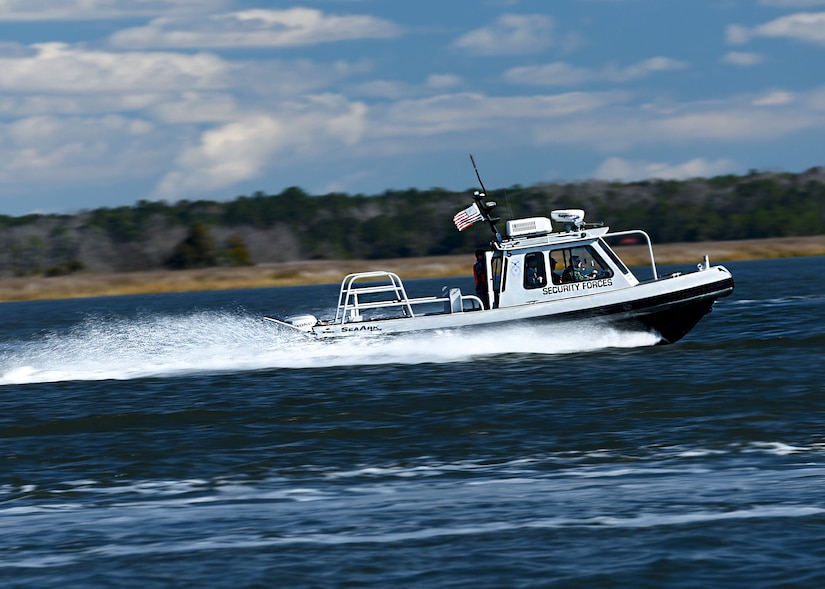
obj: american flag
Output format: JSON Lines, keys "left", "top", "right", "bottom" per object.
{"left": 453, "top": 203, "right": 484, "bottom": 231}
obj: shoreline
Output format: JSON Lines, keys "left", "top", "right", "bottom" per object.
{"left": 1, "top": 235, "right": 823, "bottom": 303}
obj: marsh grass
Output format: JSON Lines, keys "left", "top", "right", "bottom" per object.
{"left": 1, "top": 235, "right": 822, "bottom": 302}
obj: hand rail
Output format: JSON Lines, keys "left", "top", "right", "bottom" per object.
{"left": 604, "top": 229, "right": 658, "bottom": 280}
{"left": 332, "top": 271, "right": 481, "bottom": 324}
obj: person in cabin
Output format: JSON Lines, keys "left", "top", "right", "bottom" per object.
{"left": 562, "top": 256, "right": 596, "bottom": 283}
{"left": 473, "top": 249, "right": 489, "bottom": 309}
{"left": 525, "top": 255, "right": 544, "bottom": 287}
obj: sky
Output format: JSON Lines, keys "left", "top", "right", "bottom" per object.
{"left": 0, "top": 0, "right": 823, "bottom": 216}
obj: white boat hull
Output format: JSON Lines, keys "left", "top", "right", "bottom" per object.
{"left": 309, "top": 266, "right": 734, "bottom": 344}
{"left": 267, "top": 190, "right": 736, "bottom": 346}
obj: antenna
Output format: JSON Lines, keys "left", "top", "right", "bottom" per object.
{"left": 469, "top": 154, "right": 501, "bottom": 241}
{"left": 470, "top": 154, "right": 487, "bottom": 195}
{"left": 471, "top": 154, "right": 513, "bottom": 225}
{"left": 500, "top": 187, "right": 514, "bottom": 224}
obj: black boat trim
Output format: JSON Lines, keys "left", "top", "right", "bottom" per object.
{"left": 525, "top": 274, "right": 735, "bottom": 344}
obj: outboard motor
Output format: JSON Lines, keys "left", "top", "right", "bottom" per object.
{"left": 286, "top": 314, "right": 318, "bottom": 332}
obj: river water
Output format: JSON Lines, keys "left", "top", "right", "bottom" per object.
{"left": 1, "top": 256, "right": 824, "bottom": 588}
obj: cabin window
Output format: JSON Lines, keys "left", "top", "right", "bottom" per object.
{"left": 523, "top": 252, "right": 547, "bottom": 289}
{"left": 599, "top": 238, "right": 630, "bottom": 275}
{"left": 555, "top": 246, "right": 613, "bottom": 283}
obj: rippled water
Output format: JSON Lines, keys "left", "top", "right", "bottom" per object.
{"left": 1, "top": 257, "right": 824, "bottom": 588}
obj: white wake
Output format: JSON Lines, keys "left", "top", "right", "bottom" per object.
{"left": 0, "top": 311, "right": 659, "bottom": 385}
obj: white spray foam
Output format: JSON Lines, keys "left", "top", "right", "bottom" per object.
{"left": 0, "top": 311, "right": 659, "bottom": 385}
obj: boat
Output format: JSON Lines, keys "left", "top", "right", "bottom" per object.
{"left": 266, "top": 161, "right": 734, "bottom": 344}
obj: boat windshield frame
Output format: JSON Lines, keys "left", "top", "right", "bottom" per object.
{"left": 602, "top": 230, "right": 658, "bottom": 280}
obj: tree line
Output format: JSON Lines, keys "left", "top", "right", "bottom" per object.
{"left": 0, "top": 167, "right": 823, "bottom": 277}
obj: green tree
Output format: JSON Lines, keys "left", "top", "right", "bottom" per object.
{"left": 222, "top": 235, "right": 254, "bottom": 266}
{"left": 165, "top": 224, "right": 217, "bottom": 269}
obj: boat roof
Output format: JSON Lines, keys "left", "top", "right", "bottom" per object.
{"left": 496, "top": 222, "right": 610, "bottom": 252}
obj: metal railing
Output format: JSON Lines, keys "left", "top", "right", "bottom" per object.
{"left": 333, "top": 271, "right": 483, "bottom": 324}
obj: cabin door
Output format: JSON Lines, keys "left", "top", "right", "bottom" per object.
{"left": 490, "top": 250, "right": 503, "bottom": 309}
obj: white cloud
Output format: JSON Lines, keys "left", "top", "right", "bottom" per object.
{"left": 759, "top": 0, "right": 825, "bottom": 6}
{"left": 350, "top": 80, "right": 413, "bottom": 100}
{"left": 809, "top": 86, "right": 825, "bottom": 109}
{"left": 109, "top": 7, "right": 402, "bottom": 49}
{"left": 505, "top": 62, "right": 592, "bottom": 86}
{"left": 620, "top": 57, "right": 688, "bottom": 79}
{"left": 650, "top": 109, "right": 813, "bottom": 141}
{"left": 0, "top": 93, "right": 162, "bottom": 117}
{"left": 753, "top": 90, "right": 795, "bottom": 105}
{"left": 346, "top": 74, "right": 463, "bottom": 100}
{"left": 0, "top": 43, "right": 362, "bottom": 120}
{"left": 156, "top": 89, "right": 631, "bottom": 198}
{"left": 148, "top": 91, "right": 238, "bottom": 124}
{"left": 0, "top": 114, "right": 163, "bottom": 185}
{"left": 728, "top": 12, "right": 825, "bottom": 46}
{"left": 5, "top": 82, "right": 824, "bottom": 203}
{"left": 0, "top": 0, "right": 222, "bottom": 21}
{"left": 721, "top": 51, "right": 764, "bottom": 66}
{"left": 726, "top": 24, "right": 751, "bottom": 45}
{"left": 504, "top": 57, "right": 688, "bottom": 86}
{"left": 594, "top": 157, "right": 740, "bottom": 182}
{"left": 154, "top": 97, "right": 368, "bottom": 199}
{"left": 0, "top": 37, "right": 376, "bottom": 197}
{"left": 0, "top": 43, "right": 229, "bottom": 93}
{"left": 375, "top": 91, "right": 631, "bottom": 137}
{"left": 527, "top": 87, "right": 825, "bottom": 152}
{"left": 0, "top": 2, "right": 821, "bottom": 214}
{"left": 426, "top": 74, "right": 462, "bottom": 89}
{"left": 452, "top": 14, "right": 560, "bottom": 55}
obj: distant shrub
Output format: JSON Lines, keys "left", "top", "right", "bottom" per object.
{"left": 45, "top": 260, "right": 86, "bottom": 277}
{"left": 222, "top": 235, "right": 254, "bottom": 267}
{"left": 165, "top": 224, "right": 217, "bottom": 269}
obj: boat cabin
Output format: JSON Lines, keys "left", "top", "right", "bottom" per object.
{"left": 479, "top": 209, "right": 649, "bottom": 310}
{"left": 308, "top": 208, "right": 656, "bottom": 328}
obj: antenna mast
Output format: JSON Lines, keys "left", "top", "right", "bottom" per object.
{"left": 469, "top": 154, "right": 502, "bottom": 242}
